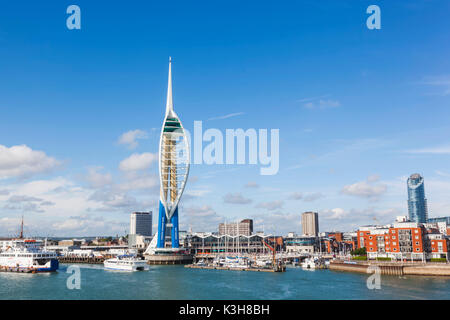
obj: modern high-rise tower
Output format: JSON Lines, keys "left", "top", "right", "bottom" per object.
{"left": 407, "top": 173, "right": 428, "bottom": 223}
{"left": 156, "top": 58, "right": 190, "bottom": 249}
{"left": 302, "top": 211, "right": 319, "bottom": 236}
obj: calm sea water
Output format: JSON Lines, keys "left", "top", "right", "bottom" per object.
{"left": 1, "top": 264, "right": 450, "bottom": 299}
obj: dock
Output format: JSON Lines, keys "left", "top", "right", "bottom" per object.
{"left": 57, "top": 256, "right": 105, "bottom": 264}
{"left": 1, "top": 266, "right": 40, "bottom": 273}
{"left": 185, "top": 264, "right": 286, "bottom": 272}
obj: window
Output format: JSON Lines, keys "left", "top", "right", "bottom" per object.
{"left": 416, "top": 242, "right": 419, "bottom": 245}
{"left": 392, "top": 236, "right": 396, "bottom": 239}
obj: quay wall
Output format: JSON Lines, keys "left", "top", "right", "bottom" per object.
{"left": 329, "top": 262, "right": 369, "bottom": 274}
{"left": 330, "top": 261, "right": 450, "bottom": 276}
{"left": 145, "top": 254, "right": 193, "bottom": 265}
{"left": 58, "top": 257, "right": 105, "bottom": 264}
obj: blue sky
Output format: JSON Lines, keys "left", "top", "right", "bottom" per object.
{"left": 0, "top": 0, "right": 449, "bottom": 236}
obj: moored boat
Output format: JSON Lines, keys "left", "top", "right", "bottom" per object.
{"left": 0, "top": 239, "right": 59, "bottom": 273}
{"left": 104, "top": 255, "right": 149, "bottom": 271}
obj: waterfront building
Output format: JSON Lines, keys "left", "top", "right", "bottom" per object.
{"left": 302, "top": 211, "right": 319, "bottom": 236}
{"left": 130, "top": 212, "right": 152, "bottom": 236}
{"left": 357, "top": 221, "right": 449, "bottom": 261}
{"left": 187, "top": 233, "right": 282, "bottom": 255}
{"left": 407, "top": 173, "right": 428, "bottom": 223}
{"left": 218, "top": 219, "right": 253, "bottom": 236}
{"left": 324, "top": 232, "right": 357, "bottom": 255}
{"left": 156, "top": 58, "right": 190, "bottom": 249}
{"left": 284, "top": 235, "right": 320, "bottom": 253}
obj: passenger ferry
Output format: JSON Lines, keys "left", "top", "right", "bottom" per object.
{"left": 0, "top": 239, "right": 59, "bottom": 273}
{"left": 104, "top": 255, "right": 149, "bottom": 271}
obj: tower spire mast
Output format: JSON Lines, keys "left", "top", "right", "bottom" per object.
{"left": 165, "top": 56, "right": 174, "bottom": 117}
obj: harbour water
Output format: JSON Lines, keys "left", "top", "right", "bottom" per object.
{"left": 2, "top": 264, "right": 450, "bottom": 300}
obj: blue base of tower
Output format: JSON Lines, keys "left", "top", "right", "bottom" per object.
{"left": 157, "top": 201, "right": 179, "bottom": 248}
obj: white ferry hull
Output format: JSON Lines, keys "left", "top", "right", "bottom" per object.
{"left": 104, "top": 260, "right": 149, "bottom": 272}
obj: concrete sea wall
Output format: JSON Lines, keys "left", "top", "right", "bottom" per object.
{"left": 330, "top": 261, "right": 450, "bottom": 276}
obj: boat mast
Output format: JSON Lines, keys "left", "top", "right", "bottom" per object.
{"left": 19, "top": 215, "right": 24, "bottom": 239}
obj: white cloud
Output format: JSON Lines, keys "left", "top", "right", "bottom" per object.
{"left": 118, "top": 129, "right": 149, "bottom": 149}
{"left": 119, "top": 153, "right": 158, "bottom": 172}
{"left": 255, "top": 200, "right": 284, "bottom": 211}
{"left": 341, "top": 176, "right": 387, "bottom": 199}
{"left": 85, "top": 167, "right": 113, "bottom": 188}
{"left": 223, "top": 192, "right": 252, "bottom": 205}
{"left": 118, "top": 173, "right": 159, "bottom": 191}
{"left": 51, "top": 215, "right": 126, "bottom": 235}
{"left": 0, "top": 145, "right": 60, "bottom": 179}
{"left": 322, "top": 208, "right": 347, "bottom": 220}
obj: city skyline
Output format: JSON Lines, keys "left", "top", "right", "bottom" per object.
{"left": 1, "top": 1, "right": 450, "bottom": 237}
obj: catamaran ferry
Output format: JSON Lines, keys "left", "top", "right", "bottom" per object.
{"left": 0, "top": 239, "right": 59, "bottom": 273}
{"left": 104, "top": 255, "right": 149, "bottom": 271}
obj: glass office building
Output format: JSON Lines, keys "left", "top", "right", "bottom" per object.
{"left": 407, "top": 173, "right": 428, "bottom": 223}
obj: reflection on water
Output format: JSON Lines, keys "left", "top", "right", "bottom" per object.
{"left": 1, "top": 264, "right": 450, "bottom": 300}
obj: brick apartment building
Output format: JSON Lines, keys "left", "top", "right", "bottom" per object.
{"left": 358, "top": 221, "right": 449, "bottom": 261}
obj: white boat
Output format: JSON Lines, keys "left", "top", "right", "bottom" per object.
{"left": 301, "top": 257, "right": 317, "bottom": 270}
{"left": 223, "top": 256, "right": 249, "bottom": 269}
{"left": 0, "top": 239, "right": 59, "bottom": 273}
{"left": 104, "top": 255, "right": 149, "bottom": 271}
{"left": 255, "top": 259, "right": 272, "bottom": 268}
{"left": 195, "top": 259, "right": 207, "bottom": 266}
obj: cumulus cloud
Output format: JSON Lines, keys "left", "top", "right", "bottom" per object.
{"left": 0, "top": 145, "right": 60, "bottom": 179}
{"left": 182, "top": 204, "right": 224, "bottom": 232}
{"left": 51, "top": 215, "right": 126, "bottom": 235}
{"left": 85, "top": 167, "right": 113, "bottom": 188}
{"left": 118, "top": 173, "right": 159, "bottom": 191}
{"left": 341, "top": 176, "right": 387, "bottom": 199}
{"left": 223, "top": 192, "right": 252, "bottom": 205}
{"left": 322, "top": 208, "right": 347, "bottom": 220}
{"left": 118, "top": 129, "right": 148, "bottom": 149}
{"left": 119, "top": 153, "right": 158, "bottom": 172}
{"left": 3, "top": 194, "right": 55, "bottom": 213}
{"left": 288, "top": 192, "right": 323, "bottom": 202}
{"left": 184, "top": 205, "right": 217, "bottom": 218}
{"left": 255, "top": 200, "right": 284, "bottom": 211}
